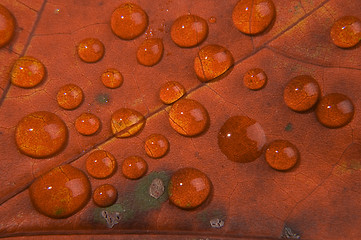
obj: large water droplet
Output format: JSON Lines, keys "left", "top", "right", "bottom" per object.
{"left": 330, "top": 16, "right": 361, "bottom": 48}
{"left": 11, "top": 56, "right": 46, "bottom": 88}
{"left": 0, "top": 4, "right": 15, "bottom": 48}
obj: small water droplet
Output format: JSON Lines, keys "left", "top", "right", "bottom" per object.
{"left": 316, "top": 93, "right": 354, "bottom": 128}
{"left": 144, "top": 134, "right": 169, "bottom": 158}
{"left": 171, "top": 14, "right": 208, "bottom": 47}
{"left": 168, "top": 168, "right": 211, "bottom": 209}
{"left": 101, "top": 68, "right": 123, "bottom": 89}
{"left": 121, "top": 156, "right": 148, "bottom": 179}
{"left": 243, "top": 68, "right": 267, "bottom": 90}
{"left": 194, "top": 44, "right": 234, "bottom": 82}
{"left": 0, "top": 4, "right": 15, "bottom": 48}
{"left": 111, "top": 3, "right": 148, "bottom": 40}
{"left": 11, "top": 56, "right": 46, "bottom": 88}
{"left": 57, "top": 84, "right": 84, "bottom": 110}
{"left": 209, "top": 16, "right": 217, "bottom": 24}
{"left": 136, "top": 38, "right": 164, "bottom": 66}
{"left": 159, "top": 81, "right": 186, "bottom": 104}
{"left": 75, "top": 113, "right": 101, "bottom": 136}
{"left": 86, "top": 150, "right": 117, "bottom": 179}
{"left": 330, "top": 16, "right": 361, "bottom": 48}
{"left": 169, "top": 99, "right": 209, "bottom": 136}
{"left": 77, "top": 38, "right": 105, "bottom": 63}
{"left": 232, "top": 0, "right": 276, "bottom": 35}
{"left": 111, "top": 108, "right": 146, "bottom": 137}
{"left": 265, "top": 140, "right": 299, "bottom": 171}
{"left": 93, "top": 184, "right": 117, "bottom": 207}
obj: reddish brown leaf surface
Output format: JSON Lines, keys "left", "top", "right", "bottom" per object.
{"left": 0, "top": 0, "right": 360, "bottom": 239}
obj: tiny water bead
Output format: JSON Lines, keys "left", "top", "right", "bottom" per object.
{"left": 170, "top": 14, "right": 208, "bottom": 48}
{"left": 243, "top": 68, "right": 267, "bottom": 90}
{"left": 57, "top": 84, "right": 84, "bottom": 110}
{"left": 0, "top": 4, "right": 15, "bottom": 48}
{"left": 209, "top": 16, "right": 217, "bottom": 24}
{"left": 218, "top": 116, "right": 266, "bottom": 163}
{"left": 232, "top": 0, "right": 276, "bottom": 35}
{"left": 111, "top": 3, "right": 148, "bottom": 40}
{"left": 136, "top": 38, "right": 164, "bottom": 66}
{"left": 169, "top": 99, "right": 209, "bottom": 137}
{"left": 93, "top": 184, "right": 118, "bottom": 207}
{"left": 265, "top": 140, "right": 299, "bottom": 171}
{"left": 330, "top": 16, "right": 361, "bottom": 48}
{"left": 194, "top": 44, "right": 234, "bottom": 82}
{"left": 15, "top": 111, "right": 68, "bottom": 158}
{"left": 144, "top": 133, "right": 169, "bottom": 158}
{"left": 86, "top": 150, "right": 117, "bottom": 179}
{"left": 75, "top": 113, "right": 101, "bottom": 136}
{"left": 283, "top": 75, "right": 321, "bottom": 112}
{"left": 111, "top": 108, "right": 146, "bottom": 138}
{"left": 159, "top": 81, "right": 186, "bottom": 104}
{"left": 77, "top": 38, "right": 105, "bottom": 63}
{"left": 121, "top": 156, "right": 148, "bottom": 179}
{"left": 11, "top": 56, "right": 46, "bottom": 88}
{"left": 315, "top": 93, "right": 354, "bottom": 128}
{"left": 101, "top": 68, "right": 123, "bottom": 89}
{"left": 29, "top": 165, "right": 91, "bottom": 218}
{"left": 168, "top": 167, "right": 211, "bottom": 209}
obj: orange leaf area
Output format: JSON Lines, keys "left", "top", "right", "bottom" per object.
{"left": 0, "top": 0, "right": 360, "bottom": 239}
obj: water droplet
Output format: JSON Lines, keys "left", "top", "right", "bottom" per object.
{"left": 0, "top": 4, "right": 15, "bottom": 48}
{"left": 136, "top": 38, "right": 164, "bottom": 66}
{"left": 15, "top": 111, "right": 68, "bottom": 158}
{"left": 77, "top": 38, "right": 105, "bottom": 63}
{"left": 159, "top": 81, "right": 186, "bottom": 104}
{"left": 75, "top": 113, "right": 101, "bottom": 136}
{"left": 111, "top": 3, "right": 148, "bottom": 40}
{"left": 111, "top": 108, "right": 146, "bottom": 137}
{"left": 168, "top": 167, "right": 211, "bottom": 209}
{"left": 121, "top": 156, "right": 148, "bottom": 179}
{"left": 57, "top": 84, "right": 84, "bottom": 110}
{"left": 101, "top": 68, "right": 123, "bottom": 89}
{"left": 232, "top": 0, "right": 276, "bottom": 35}
{"left": 208, "top": 16, "right": 217, "bottom": 24}
{"left": 194, "top": 44, "right": 234, "bottom": 82}
{"left": 243, "top": 68, "right": 267, "bottom": 90}
{"left": 96, "top": 93, "right": 110, "bottom": 104}
{"left": 170, "top": 14, "right": 208, "bottom": 47}
{"left": 283, "top": 75, "right": 321, "bottom": 112}
{"left": 330, "top": 16, "right": 361, "bottom": 48}
{"left": 169, "top": 99, "right": 209, "bottom": 136}
{"left": 144, "top": 133, "right": 169, "bottom": 158}
{"left": 218, "top": 116, "right": 266, "bottom": 163}
{"left": 86, "top": 150, "right": 117, "bottom": 179}
{"left": 93, "top": 184, "right": 118, "bottom": 207}
{"left": 11, "top": 56, "right": 46, "bottom": 88}
{"left": 149, "top": 178, "right": 165, "bottom": 199}
{"left": 316, "top": 93, "right": 354, "bottom": 128}
{"left": 29, "top": 165, "right": 91, "bottom": 218}
{"left": 265, "top": 140, "right": 299, "bottom": 171}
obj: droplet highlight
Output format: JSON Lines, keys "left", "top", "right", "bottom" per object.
{"left": 121, "top": 156, "right": 148, "bottom": 179}
{"left": 159, "top": 81, "right": 186, "bottom": 104}
{"left": 218, "top": 116, "right": 266, "bottom": 163}
{"left": 168, "top": 167, "right": 211, "bottom": 209}
{"left": 194, "top": 44, "right": 234, "bottom": 82}
{"left": 316, "top": 93, "right": 354, "bottom": 128}
{"left": 101, "top": 68, "right": 123, "bottom": 89}
{"left": 11, "top": 56, "right": 46, "bottom": 88}
{"left": 57, "top": 84, "right": 84, "bottom": 110}
{"left": 136, "top": 38, "right": 164, "bottom": 66}
{"left": 0, "top": 4, "right": 15, "bottom": 48}
{"left": 283, "top": 75, "right": 321, "bottom": 112}
{"left": 86, "top": 150, "right": 117, "bottom": 179}
{"left": 111, "top": 108, "right": 146, "bottom": 138}
{"left": 15, "top": 111, "right": 68, "bottom": 158}
{"left": 330, "top": 16, "right": 361, "bottom": 48}
{"left": 171, "top": 14, "right": 208, "bottom": 48}
{"left": 243, "top": 68, "right": 267, "bottom": 90}
{"left": 232, "top": 0, "right": 276, "bottom": 35}
{"left": 93, "top": 184, "right": 118, "bottom": 207}
{"left": 111, "top": 3, "right": 148, "bottom": 40}
{"left": 75, "top": 113, "right": 101, "bottom": 136}
{"left": 169, "top": 99, "right": 209, "bottom": 137}
{"left": 265, "top": 140, "right": 299, "bottom": 171}
{"left": 29, "top": 165, "right": 91, "bottom": 218}
{"left": 77, "top": 38, "right": 105, "bottom": 63}
{"left": 145, "top": 133, "right": 169, "bottom": 158}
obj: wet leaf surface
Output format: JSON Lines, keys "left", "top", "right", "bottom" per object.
{"left": 0, "top": 0, "right": 360, "bottom": 239}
